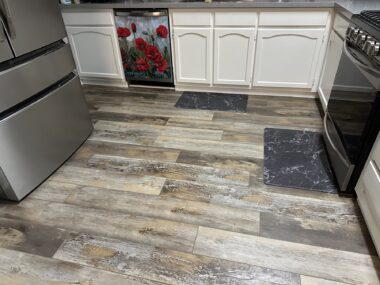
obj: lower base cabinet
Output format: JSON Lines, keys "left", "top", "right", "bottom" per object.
{"left": 356, "top": 143, "right": 380, "bottom": 254}
{"left": 253, "top": 28, "right": 324, "bottom": 89}
{"left": 213, "top": 28, "right": 255, "bottom": 86}
{"left": 173, "top": 27, "right": 212, "bottom": 84}
{"left": 65, "top": 26, "right": 124, "bottom": 81}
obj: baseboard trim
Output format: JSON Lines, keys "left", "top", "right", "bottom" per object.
{"left": 80, "top": 77, "right": 128, "bottom": 88}
{"left": 79, "top": 79, "right": 318, "bottom": 99}
{"left": 175, "top": 85, "right": 317, "bottom": 98}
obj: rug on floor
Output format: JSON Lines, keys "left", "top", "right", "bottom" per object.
{"left": 175, "top": 91, "right": 248, "bottom": 112}
{"left": 263, "top": 128, "right": 337, "bottom": 193}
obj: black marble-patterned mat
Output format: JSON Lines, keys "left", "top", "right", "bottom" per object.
{"left": 175, "top": 92, "right": 248, "bottom": 112}
{"left": 264, "top": 128, "right": 337, "bottom": 193}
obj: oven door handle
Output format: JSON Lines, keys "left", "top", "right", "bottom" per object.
{"left": 323, "top": 114, "right": 350, "bottom": 167}
{"left": 343, "top": 39, "right": 380, "bottom": 76}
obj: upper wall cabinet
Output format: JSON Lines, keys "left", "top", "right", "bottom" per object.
{"left": 214, "top": 28, "right": 255, "bottom": 85}
{"left": 173, "top": 27, "right": 212, "bottom": 84}
{"left": 253, "top": 28, "right": 324, "bottom": 89}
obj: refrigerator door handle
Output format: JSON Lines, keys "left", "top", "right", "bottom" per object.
{"left": 0, "top": 0, "right": 14, "bottom": 39}
{"left": 0, "top": 15, "right": 7, "bottom": 42}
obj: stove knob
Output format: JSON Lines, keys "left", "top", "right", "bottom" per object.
{"left": 350, "top": 28, "right": 360, "bottom": 39}
{"left": 356, "top": 32, "right": 367, "bottom": 45}
{"left": 347, "top": 26, "right": 358, "bottom": 38}
{"left": 373, "top": 43, "right": 380, "bottom": 56}
{"left": 363, "top": 39, "right": 376, "bottom": 54}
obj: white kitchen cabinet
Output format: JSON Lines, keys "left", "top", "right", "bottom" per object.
{"left": 66, "top": 26, "right": 124, "bottom": 80}
{"left": 213, "top": 28, "right": 255, "bottom": 86}
{"left": 173, "top": 27, "right": 212, "bottom": 84}
{"left": 356, "top": 133, "right": 380, "bottom": 255}
{"left": 318, "top": 30, "right": 344, "bottom": 110}
{"left": 253, "top": 28, "right": 324, "bottom": 89}
{"left": 61, "top": 10, "right": 126, "bottom": 87}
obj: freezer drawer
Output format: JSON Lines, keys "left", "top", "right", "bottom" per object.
{"left": 0, "top": 74, "right": 92, "bottom": 201}
{"left": 0, "top": 43, "right": 75, "bottom": 114}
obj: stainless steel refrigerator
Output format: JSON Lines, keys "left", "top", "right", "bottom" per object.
{"left": 0, "top": 0, "right": 93, "bottom": 201}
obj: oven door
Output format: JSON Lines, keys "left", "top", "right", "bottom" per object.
{"left": 324, "top": 38, "right": 380, "bottom": 192}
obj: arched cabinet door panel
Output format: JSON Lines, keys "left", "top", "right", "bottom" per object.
{"left": 66, "top": 26, "right": 124, "bottom": 79}
{"left": 173, "top": 28, "right": 212, "bottom": 84}
{"left": 213, "top": 28, "right": 255, "bottom": 86}
{"left": 253, "top": 28, "right": 324, "bottom": 89}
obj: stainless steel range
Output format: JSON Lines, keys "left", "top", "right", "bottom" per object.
{"left": 323, "top": 10, "right": 380, "bottom": 193}
{"left": 0, "top": 0, "right": 93, "bottom": 201}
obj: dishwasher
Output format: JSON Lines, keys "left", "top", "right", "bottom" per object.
{"left": 114, "top": 9, "right": 174, "bottom": 86}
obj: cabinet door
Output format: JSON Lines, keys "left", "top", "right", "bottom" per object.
{"left": 66, "top": 26, "right": 124, "bottom": 79}
{"left": 318, "top": 31, "right": 344, "bottom": 110}
{"left": 173, "top": 28, "right": 212, "bottom": 84}
{"left": 214, "top": 28, "right": 255, "bottom": 86}
{"left": 253, "top": 28, "right": 324, "bottom": 89}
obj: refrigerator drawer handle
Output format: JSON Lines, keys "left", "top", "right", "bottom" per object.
{"left": 323, "top": 114, "right": 350, "bottom": 166}
{"left": 0, "top": 0, "right": 15, "bottom": 39}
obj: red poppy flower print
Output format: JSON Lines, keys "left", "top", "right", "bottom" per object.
{"left": 123, "top": 63, "right": 128, "bottom": 70}
{"left": 117, "top": 27, "right": 131, "bottom": 38}
{"left": 135, "top": 37, "right": 147, "bottom": 51}
{"left": 144, "top": 45, "right": 162, "bottom": 62}
{"left": 156, "top": 25, "right": 168, "bottom": 38}
{"left": 136, "top": 58, "right": 149, "bottom": 72}
{"left": 155, "top": 58, "right": 168, "bottom": 73}
{"left": 131, "top": 22, "right": 137, "bottom": 33}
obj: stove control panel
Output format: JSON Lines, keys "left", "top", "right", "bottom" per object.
{"left": 347, "top": 26, "right": 380, "bottom": 57}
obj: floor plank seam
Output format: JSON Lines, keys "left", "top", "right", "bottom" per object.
{"left": 191, "top": 226, "right": 200, "bottom": 254}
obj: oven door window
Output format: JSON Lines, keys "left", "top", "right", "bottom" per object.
{"left": 328, "top": 40, "right": 380, "bottom": 164}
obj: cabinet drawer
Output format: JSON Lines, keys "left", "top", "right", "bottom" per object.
{"left": 172, "top": 12, "right": 212, "bottom": 26}
{"left": 0, "top": 75, "right": 92, "bottom": 201}
{"left": 215, "top": 12, "right": 257, "bottom": 26}
{"left": 62, "top": 11, "right": 114, "bottom": 26}
{"left": 0, "top": 44, "right": 74, "bottom": 114}
{"left": 259, "top": 11, "right": 329, "bottom": 26}
{"left": 362, "top": 160, "right": 380, "bottom": 222}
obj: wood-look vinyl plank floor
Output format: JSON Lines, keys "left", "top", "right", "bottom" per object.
{"left": 0, "top": 85, "right": 378, "bottom": 284}
{"left": 0, "top": 247, "right": 163, "bottom": 285}
{"left": 193, "top": 227, "right": 380, "bottom": 285}
{"left": 54, "top": 233, "right": 301, "bottom": 285}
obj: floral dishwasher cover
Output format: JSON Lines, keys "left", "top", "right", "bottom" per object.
{"left": 115, "top": 10, "right": 174, "bottom": 84}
